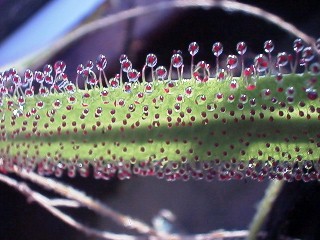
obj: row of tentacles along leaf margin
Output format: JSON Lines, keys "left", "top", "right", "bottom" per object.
{"left": 0, "top": 39, "right": 319, "bottom": 182}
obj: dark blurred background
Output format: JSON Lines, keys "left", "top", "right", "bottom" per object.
{"left": 0, "top": 1, "right": 320, "bottom": 239}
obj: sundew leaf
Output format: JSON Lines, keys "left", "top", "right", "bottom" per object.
{"left": 0, "top": 43, "right": 319, "bottom": 182}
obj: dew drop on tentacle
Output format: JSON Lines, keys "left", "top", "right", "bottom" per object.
{"left": 188, "top": 41, "right": 199, "bottom": 56}
{"left": 85, "top": 76, "right": 97, "bottom": 89}
{"left": 7, "top": 67, "right": 17, "bottom": 76}
{"left": 24, "top": 87, "right": 34, "bottom": 97}
{"left": 44, "top": 75, "right": 54, "bottom": 85}
{"left": 75, "top": 64, "right": 84, "bottom": 89}
{"left": 239, "top": 94, "right": 248, "bottom": 104}
{"left": 24, "top": 69, "right": 33, "bottom": 85}
{"left": 236, "top": 41, "right": 247, "bottom": 74}
{"left": 229, "top": 79, "right": 238, "bottom": 90}
{"left": 184, "top": 86, "right": 193, "bottom": 98}
{"left": 99, "top": 89, "right": 109, "bottom": 104}
{"left": 169, "top": 53, "right": 183, "bottom": 80}
{"left": 193, "top": 61, "right": 209, "bottom": 83}
{"left": 121, "top": 59, "right": 132, "bottom": 73}
{"left": 264, "top": 40, "right": 274, "bottom": 53}
{"left": 214, "top": 92, "right": 223, "bottom": 103}
{"left": 81, "top": 92, "right": 91, "bottom": 107}
{"left": 77, "top": 64, "right": 84, "bottom": 74}
{"left": 95, "top": 107, "right": 103, "bottom": 118}
{"left": 86, "top": 60, "right": 94, "bottom": 70}
{"left": 314, "top": 37, "right": 320, "bottom": 51}
{"left": 243, "top": 67, "right": 257, "bottom": 90}
{"left": 254, "top": 54, "right": 268, "bottom": 73}
{"left": 96, "top": 54, "right": 107, "bottom": 71}
{"left": 146, "top": 53, "right": 157, "bottom": 68}
{"left": 286, "top": 86, "right": 295, "bottom": 97}
{"left": 66, "top": 95, "right": 76, "bottom": 105}
{"left": 54, "top": 60, "right": 66, "bottom": 75}
{"left": 212, "top": 42, "right": 223, "bottom": 76}
{"left": 249, "top": 98, "right": 256, "bottom": 107}
{"left": 12, "top": 74, "right": 22, "bottom": 96}
{"left": 155, "top": 66, "right": 167, "bottom": 81}
{"left": 310, "top": 63, "right": 320, "bottom": 75}
{"left": 292, "top": 38, "right": 304, "bottom": 72}
{"left": 227, "top": 94, "right": 235, "bottom": 103}
{"left": 195, "top": 94, "right": 207, "bottom": 105}
{"left": 43, "top": 64, "right": 53, "bottom": 76}
{"left": 123, "top": 82, "right": 132, "bottom": 93}
{"left": 301, "top": 47, "right": 315, "bottom": 72}
{"left": 96, "top": 54, "right": 108, "bottom": 87}
{"left": 261, "top": 89, "right": 272, "bottom": 100}
{"left": 212, "top": 42, "right": 223, "bottom": 57}
{"left": 275, "top": 72, "right": 283, "bottom": 85}
{"left": 39, "top": 86, "right": 49, "bottom": 97}
{"left": 188, "top": 42, "right": 199, "bottom": 77}
{"left": 143, "top": 53, "right": 157, "bottom": 82}
{"left": 127, "top": 69, "right": 140, "bottom": 83}
{"left": 263, "top": 40, "right": 274, "bottom": 73}
{"left": 115, "top": 98, "right": 125, "bottom": 108}
{"left": 52, "top": 99, "right": 62, "bottom": 109}
{"left": 119, "top": 54, "right": 128, "bottom": 63}
{"left": 174, "top": 103, "right": 181, "bottom": 113}
{"left": 135, "top": 91, "right": 145, "bottom": 104}
{"left": 226, "top": 55, "right": 238, "bottom": 69}
{"left": 216, "top": 68, "right": 226, "bottom": 81}
{"left": 164, "top": 80, "right": 175, "bottom": 94}
{"left": 293, "top": 38, "right": 304, "bottom": 53}
{"left": 34, "top": 71, "right": 44, "bottom": 84}
{"left": 276, "top": 52, "right": 288, "bottom": 73}
{"left": 108, "top": 75, "right": 120, "bottom": 89}
{"left": 302, "top": 47, "right": 314, "bottom": 62}
{"left": 237, "top": 41, "right": 247, "bottom": 55}
{"left": 128, "top": 104, "right": 136, "bottom": 112}
{"left": 144, "top": 83, "right": 153, "bottom": 93}
{"left": 54, "top": 72, "right": 69, "bottom": 92}
{"left": 226, "top": 55, "right": 238, "bottom": 77}
{"left": 65, "top": 83, "right": 76, "bottom": 94}
{"left": 175, "top": 94, "right": 184, "bottom": 104}
{"left": 306, "top": 88, "right": 318, "bottom": 100}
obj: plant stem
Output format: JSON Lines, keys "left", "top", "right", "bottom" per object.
{"left": 248, "top": 180, "right": 285, "bottom": 240}
{"left": 0, "top": 173, "right": 140, "bottom": 240}
{"left": 11, "top": 166, "right": 159, "bottom": 237}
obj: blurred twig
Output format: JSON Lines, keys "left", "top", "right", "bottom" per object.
{"left": 11, "top": 166, "right": 159, "bottom": 238}
{"left": 1, "top": 0, "right": 317, "bottom": 72}
{"left": 248, "top": 180, "right": 285, "bottom": 240}
{"left": 0, "top": 171, "right": 252, "bottom": 240}
{"left": 2, "top": 168, "right": 249, "bottom": 240}
{"left": 1, "top": 169, "right": 295, "bottom": 240}
{"left": 0, "top": 173, "right": 140, "bottom": 240}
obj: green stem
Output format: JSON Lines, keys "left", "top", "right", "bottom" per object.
{"left": 248, "top": 180, "right": 285, "bottom": 240}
